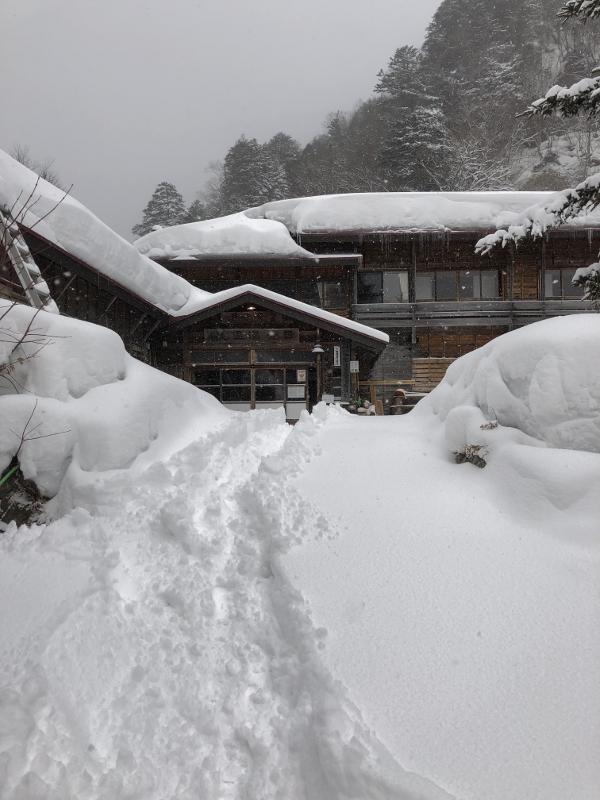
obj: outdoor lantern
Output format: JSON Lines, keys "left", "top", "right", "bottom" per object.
{"left": 312, "top": 339, "right": 325, "bottom": 354}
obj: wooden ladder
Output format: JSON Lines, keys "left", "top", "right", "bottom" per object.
{"left": 0, "top": 209, "right": 58, "bottom": 313}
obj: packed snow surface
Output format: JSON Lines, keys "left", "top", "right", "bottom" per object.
{"left": 1, "top": 313, "right": 598, "bottom": 799}
{"left": 246, "top": 191, "right": 600, "bottom": 233}
{"left": 0, "top": 149, "right": 208, "bottom": 315}
{"left": 133, "top": 212, "right": 316, "bottom": 260}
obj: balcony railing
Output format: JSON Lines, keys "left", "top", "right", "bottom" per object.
{"left": 352, "top": 300, "right": 596, "bottom": 328}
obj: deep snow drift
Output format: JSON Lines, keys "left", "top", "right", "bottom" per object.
{"left": 0, "top": 312, "right": 598, "bottom": 800}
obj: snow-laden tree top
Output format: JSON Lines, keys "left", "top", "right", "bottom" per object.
{"left": 0, "top": 149, "right": 209, "bottom": 316}
{"left": 246, "top": 192, "right": 600, "bottom": 234}
{"left": 133, "top": 212, "right": 316, "bottom": 261}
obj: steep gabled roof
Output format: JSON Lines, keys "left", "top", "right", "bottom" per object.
{"left": 169, "top": 284, "right": 389, "bottom": 351}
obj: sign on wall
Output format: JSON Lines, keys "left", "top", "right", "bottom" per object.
{"left": 296, "top": 369, "right": 306, "bottom": 382}
{"left": 287, "top": 385, "right": 306, "bottom": 400}
{"left": 350, "top": 360, "right": 359, "bottom": 373}
{"left": 333, "top": 346, "right": 341, "bottom": 367}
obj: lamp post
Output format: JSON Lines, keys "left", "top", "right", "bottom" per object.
{"left": 312, "top": 331, "right": 325, "bottom": 401}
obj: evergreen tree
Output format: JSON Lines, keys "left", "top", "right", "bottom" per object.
{"left": 479, "top": 0, "right": 600, "bottom": 302}
{"left": 182, "top": 197, "right": 208, "bottom": 224}
{"left": 132, "top": 182, "right": 186, "bottom": 238}
{"left": 375, "top": 45, "right": 450, "bottom": 190}
{"left": 221, "top": 136, "right": 266, "bottom": 213}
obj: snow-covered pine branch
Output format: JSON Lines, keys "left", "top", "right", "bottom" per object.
{"left": 522, "top": 73, "right": 600, "bottom": 118}
{"left": 476, "top": 171, "right": 600, "bottom": 254}
{"left": 476, "top": 173, "right": 600, "bottom": 301}
{"left": 557, "top": 0, "right": 600, "bottom": 21}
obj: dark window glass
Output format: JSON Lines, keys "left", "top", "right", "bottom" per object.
{"left": 222, "top": 386, "right": 251, "bottom": 402}
{"left": 221, "top": 369, "right": 251, "bottom": 385}
{"left": 545, "top": 270, "right": 561, "bottom": 298}
{"left": 256, "top": 350, "right": 281, "bottom": 363}
{"left": 197, "top": 385, "right": 221, "bottom": 399}
{"left": 436, "top": 271, "right": 457, "bottom": 300}
{"left": 194, "top": 369, "right": 220, "bottom": 385}
{"left": 299, "top": 280, "right": 321, "bottom": 306}
{"left": 281, "top": 350, "right": 314, "bottom": 363}
{"left": 382, "top": 271, "right": 409, "bottom": 302}
{"left": 323, "top": 281, "right": 347, "bottom": 309}
{"left": 562, "top": 268, "right": 585, "bottom": 298}
{"left": 459, "top": 270, "right": 478, "bottom": 299}
{"left": 481, "top": 271, "right": 500, "bottom": 298}
{"left": 415, "top": 273, "right": 434, "bottom": 300}
{"left": 190, "top": 351, "right": 215, "bottom": 365}
{"left": 255, "top": 385, "right": 284, "bottom": 402}
{"left": 215, "top": 350, "right": 249, "bottom": 363}
{"left": 255, "top": 369, "right": 283, "bottom": 384}
{"left": 357, "top": 272, "right": 383, "bottom": 303}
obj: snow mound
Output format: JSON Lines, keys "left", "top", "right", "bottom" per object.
{"left": 424, "top": 315, "right": 600, "bottom": 457}
{"left": 0, "top": 149, "right": 207, "bottom": 315}
{"left": 133, "top": 211, "right": 316, "bottom": 259}
{"left": 0, "top": 301, "right": 228, "bottom": 497}
{"left": 246, "top": 191, "right": 600, "bottom": 234}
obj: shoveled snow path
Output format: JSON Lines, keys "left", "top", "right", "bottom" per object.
{"left": 0, "top": 409, "right": 451, "bottom": 800}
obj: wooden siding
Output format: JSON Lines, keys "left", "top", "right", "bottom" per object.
{"left": 412, "top": 358, "right": 455, "bottom": 391}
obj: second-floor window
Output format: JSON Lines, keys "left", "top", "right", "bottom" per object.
{"left": 357, "top": 271, "right": 409, "bottom": 303}
{"left": 545, "top": 269, "right": 585, "bottom": 299}
{"left": 416, "top": 270, "right": 501, "bottom": 301}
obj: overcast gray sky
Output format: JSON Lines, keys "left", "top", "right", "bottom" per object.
{"left": 1, "top": 0, "right": 440, "bottom": 239}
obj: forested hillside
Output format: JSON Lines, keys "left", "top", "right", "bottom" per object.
{"left": 134, "top": 0, "right": 600, "bottom": 232}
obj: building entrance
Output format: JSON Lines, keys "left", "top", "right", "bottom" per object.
{"left": 193, "top": 366, "right": 317, "bottom": 419}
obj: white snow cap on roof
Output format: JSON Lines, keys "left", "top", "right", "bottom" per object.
{"left": 178, "top": 283, "right": 389, "bottom": 344}
{"left": 133, "top": 212, "right": 316, "bottom": 260}
{"left": 246, "top": 191, "right": 600, "bottom": 234}
{"left": 0, "top": 149, "right": 208, "bottom": 315}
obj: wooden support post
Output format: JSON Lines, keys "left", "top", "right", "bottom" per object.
{"left": 540, "top": 237, "right": 546, "bottom": 307}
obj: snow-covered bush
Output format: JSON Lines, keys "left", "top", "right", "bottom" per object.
{"left": 0, "top": 301, "right": 228, "bottom": 501}
{"left": 425, "top": 315, "right": 600, "bottom": 459}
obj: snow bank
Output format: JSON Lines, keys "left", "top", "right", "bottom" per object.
{"left": 0, "top": 399, "right": 451, "bottom": 799}
{"left": 423, "top": 315, "right": 600, "bottom": 458}
{"left": 0, "top": 301, "right": 228, "bottom": 497}
{"left": 246, "top": 191, "right": 600, "bottom": 234}
{"left": 134, "top": 211, "right": 316, "bottom": 259}
{"left": 0, "top": 149, "right": 208, "bottom": 315}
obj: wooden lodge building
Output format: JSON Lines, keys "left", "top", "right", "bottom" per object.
{"left": 2, "top": 189, "right": 598, "bottom": 420}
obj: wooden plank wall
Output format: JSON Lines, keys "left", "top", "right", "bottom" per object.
{"left": 412, "top": 358, "right": 455, "bottom": 392}
{"left": 416, "top": 326, "right": 508, "bottom": 359}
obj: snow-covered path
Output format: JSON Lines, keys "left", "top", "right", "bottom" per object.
{"left": 0, "top": 409, "right": 451, "bottom": 800}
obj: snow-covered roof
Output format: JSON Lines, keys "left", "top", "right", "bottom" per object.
{"left": 133, "top": 212, "right": 317, "bottom": 260}
{"left": 174, "top": 283, "right": 389, "bottom": 346}
{"left": 245, "top": 191, "right": 600, "bottom": 234}
{"left": 0, "top": 149, "right": 210, "bottom": 316}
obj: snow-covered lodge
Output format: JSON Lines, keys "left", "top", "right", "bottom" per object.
{"left": 1, "top": 149, "right": 597, "bottom": 418}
